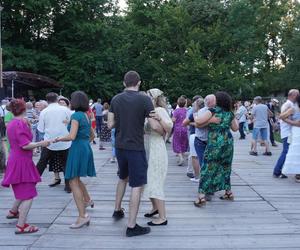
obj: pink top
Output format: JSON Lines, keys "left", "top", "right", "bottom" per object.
{"left": 1, "top": 118, "right": 41, "bottom": 187}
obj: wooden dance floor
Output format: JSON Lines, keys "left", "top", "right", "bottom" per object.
{"left": 1, "top": 133, "right": 300, "bottom": 249}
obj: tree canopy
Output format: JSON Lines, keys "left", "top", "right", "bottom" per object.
{"left": 2, "top": 0, "right": 300, "bottom": 101}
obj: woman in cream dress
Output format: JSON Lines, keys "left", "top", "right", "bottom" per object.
{"left": 144, "top": 88, "right": 173, "bottom": 226}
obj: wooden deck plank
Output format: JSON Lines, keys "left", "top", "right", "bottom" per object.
{"left": 1, "top": 133, "right": 300, "bottom": 249}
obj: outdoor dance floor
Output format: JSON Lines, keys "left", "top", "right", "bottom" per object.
{"left": 1, "top": 133, "right": 300, "bottom": 249}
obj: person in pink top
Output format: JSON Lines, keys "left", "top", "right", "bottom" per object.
{"left": 1, "top": 99, "right": 51, "bottom": 234}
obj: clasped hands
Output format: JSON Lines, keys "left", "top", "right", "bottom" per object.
{"left": 39, "top": 137, "right": 61, "bottom": 147}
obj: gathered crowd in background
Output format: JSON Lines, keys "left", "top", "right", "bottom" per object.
{"left": 0, "top": 71, "right": 300, "bottom": 237}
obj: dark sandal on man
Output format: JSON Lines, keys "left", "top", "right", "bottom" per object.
{"left": 194, "top": 197, "right": 206, "bottom": 207}
{"left": 144, "top": 210, "right": 159, "bottom": 218}
{"left": 220, "top": 192, "right": 234, "bottom": 201}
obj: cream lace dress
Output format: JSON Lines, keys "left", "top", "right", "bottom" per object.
{"left": 144, "top": 107, "right": 173, "bottom": 200}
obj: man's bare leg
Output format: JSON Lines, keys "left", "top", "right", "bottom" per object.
{"left": 127, "top": 186, "right": 143, "bottom": 228}
{"left": 115, "top": 178, "right": 128, "bottom": 211}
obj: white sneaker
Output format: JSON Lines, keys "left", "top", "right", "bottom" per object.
{"left": 190, "top": 178, "right": 200, "bottom": 183}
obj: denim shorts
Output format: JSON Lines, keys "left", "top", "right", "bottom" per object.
{"left": 252, "top": 127, "right": 268, "bottom": 141}
{"left": 116, "top": 148, "right": 148, "bottom": 188}
{"left": 194, "top": 137, "right": 207, "bottom": 166}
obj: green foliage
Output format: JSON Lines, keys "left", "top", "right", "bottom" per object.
{"left": 1, "top": 0, "right": 300, "bottom": 101}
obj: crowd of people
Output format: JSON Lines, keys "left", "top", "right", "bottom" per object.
{"left": 0, "top": 70, "right": 299, "bottom": 237}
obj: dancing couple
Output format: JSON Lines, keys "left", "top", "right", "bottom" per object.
{"left": 108, "top": 71, "right": 172, "bottom": 237}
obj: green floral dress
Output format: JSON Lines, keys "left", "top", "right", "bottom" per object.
{"left": 199, "top": 107, "right": 234, "bottom": 194}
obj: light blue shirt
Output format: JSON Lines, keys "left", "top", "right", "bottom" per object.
{"left": 94, "top": 103, "right": 103, "bottom": 117}
{"left": 252, "top": 104, "right": 269, "bottom": 129}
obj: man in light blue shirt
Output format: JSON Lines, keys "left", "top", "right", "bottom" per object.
{"left": 93, "top": 98, "right": 103, "bottom": 137}
{"left": 250, "top": 96, "right": 272, "bottom": 156}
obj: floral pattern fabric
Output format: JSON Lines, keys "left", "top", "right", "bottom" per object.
{"left": 199, "top": 107, "right": 234, "bottom": 194}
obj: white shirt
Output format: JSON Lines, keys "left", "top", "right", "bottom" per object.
{"left": 280, "top": 100, "right": 295, "bottom": 139}
{"left": 237, "top": 105, "right": 247, "bottom": 123}
{"left": 38, "top": 103, "right": 72, "bottom": 151}
{"left": 0, "top": 105, "right": 7, "bottom": 117}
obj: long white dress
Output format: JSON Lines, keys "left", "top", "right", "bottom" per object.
{"left": 282, "top": 112, "right": 300, "bottom": 175}
{"left": 144, "top": 107, "right": 173, "bottom": 200}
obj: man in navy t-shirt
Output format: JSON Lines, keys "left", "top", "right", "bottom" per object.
{"left": 108, "top": 71, "right": 163, "bottom": 237}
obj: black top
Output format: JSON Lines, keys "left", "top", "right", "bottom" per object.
{"left": 267, "top": 103, "right": 276, "bottom": 122}
{"left": 110, "top": 90, "right": 154, "bottom": 151}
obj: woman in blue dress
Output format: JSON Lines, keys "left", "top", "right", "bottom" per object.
{"left": 56, "top": 91, "right": 96, "bottom": 229}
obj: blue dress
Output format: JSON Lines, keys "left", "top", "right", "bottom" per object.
{"left": 65, "top": 112, "right": 96, "bottom": 180}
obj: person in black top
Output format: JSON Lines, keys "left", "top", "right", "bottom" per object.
{"left": 267, "top": 98, "right": 279, "bottom": 147}
{"left": 108, "top": 71, "right": 163, "bottom": 237}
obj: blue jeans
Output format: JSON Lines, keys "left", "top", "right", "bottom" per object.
{"left": 194, "top": 137, "right": 207, "bottom": 166}
{"left": 273, "top": 137, "right": 289, "bottom": 176}
{"left": 96, "top": 116, "right": 103, "bottom": 135}
{"left": 111, "top": 128, "right": 116, "bottom": 157}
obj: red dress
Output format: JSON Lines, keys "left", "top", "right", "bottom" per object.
{"left": 87, "top": 108, "right": 96, "bottom": 129}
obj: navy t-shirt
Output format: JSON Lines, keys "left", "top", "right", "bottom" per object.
{"left": 110, "top": 90, "right": 154, "bottom": 151}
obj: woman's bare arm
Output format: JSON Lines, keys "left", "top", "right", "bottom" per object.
{"left": 231, "top": 118, "right": 239, "bottom": 132}
{"left": 194, "top": 110, "right": 212, "bottom": 127}
{"left": 284, "top": 118, "right": 300, "bottom": 127}
{"left": 279, "top": 108, "right": 294, "bottom": 120}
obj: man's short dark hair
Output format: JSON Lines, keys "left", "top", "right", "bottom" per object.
{"left": 46, "top": 92, "right": 58, "bottom": 103}
{"left": 124, "top": 71, "right": 141, "bottom": 87}
{"left": 70, "top": 91, "right": 89, "bottom": 112}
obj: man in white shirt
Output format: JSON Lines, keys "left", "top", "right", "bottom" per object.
{"left": 37, "top": 93, "right": 72, "bottom": 192}
{"left": 236, "top": 101, "right": 248, "bottom": 139}
{"left": 273, "top": 89, "right": 299, "bottom": 178}
{"left": 0, "top": 100, "right": 8, "bottom": 138}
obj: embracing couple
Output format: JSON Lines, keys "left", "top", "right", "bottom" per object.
{"left": 108, "top": 71, "right": 173, "bottom": 237}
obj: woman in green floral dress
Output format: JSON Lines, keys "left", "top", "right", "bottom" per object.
{"left": 194, "top": 92, "right": 239, "bottom": 207}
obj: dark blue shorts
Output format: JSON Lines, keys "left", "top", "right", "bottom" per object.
{"left": 194, "top": 137, "right": 207, "bottom": 166}
{"left": 116, "top": 148, "right": 148, "bottom": 188}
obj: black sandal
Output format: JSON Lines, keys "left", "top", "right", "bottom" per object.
{"left": 194, "top": 197, "right": 206, "bottom": 207}
{"left": 220, "top": 192, "right": 234, "bottom": 201}
{"left": 49, "top": 179, "right": 61, "bottom": 187}
{"left": 144, "top": 210, "right": 159, "bottom": 218}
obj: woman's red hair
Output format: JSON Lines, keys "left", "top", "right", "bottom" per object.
{"left": 9, "top": 99, "right": 26, "bottom": 116}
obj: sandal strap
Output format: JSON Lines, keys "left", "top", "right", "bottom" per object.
{"left": 16, "top": 224, "right": 38, "bottom": 233}
{"left": 9, "top": 210, "right": 19, "bottom": 216}
{"left": 16, "top": 223, "right": 29, "bottom": 231}
{"left": 195, "top": 197, "right": 206, "bottom": 205}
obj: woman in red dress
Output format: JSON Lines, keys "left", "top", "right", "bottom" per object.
{"left": 87, "top": 107, "right": 96, "bottom": 144}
